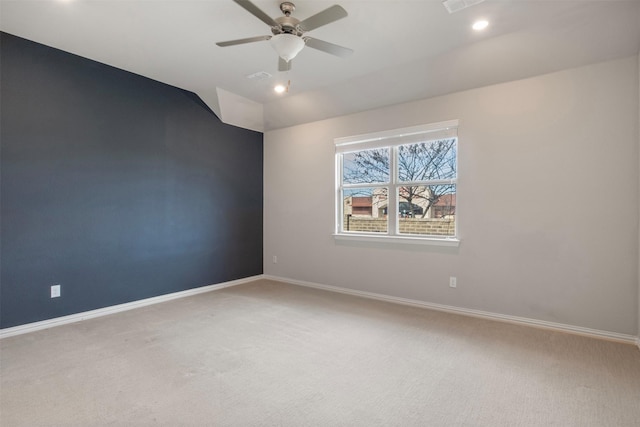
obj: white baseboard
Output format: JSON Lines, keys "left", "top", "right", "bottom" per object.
{"left": 0, "top": 275, "right": 264, "bottom": 339}
{"left": 4, "top": 274, "right": 638, "bottom": 349}
{"left": 264, "top": 275, "right": 639, "bottom": 347}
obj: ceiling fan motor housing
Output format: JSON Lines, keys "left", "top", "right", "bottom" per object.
{"left": 273, "top": 1, "right": 303, "bottom": 37}
{"left": 272, "top": 16, "right": 303, "bottom": 36}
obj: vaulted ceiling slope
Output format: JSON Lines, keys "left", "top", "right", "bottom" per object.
{"left": 1, "top": 0, "right": 639, "bottom": 132}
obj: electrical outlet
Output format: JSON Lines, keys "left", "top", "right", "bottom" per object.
{"left": 51, "top": 284, "right": 61, "bottom": 298}
{"left": 449, "top": 277, "right": 457, "bottom": 288}
{"left": 273, "top": 255, "right": 278, "bottom": 264}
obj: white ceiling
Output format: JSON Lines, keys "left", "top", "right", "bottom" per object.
{"left": 1, "top": 0, "right": 639, "bottom": 131}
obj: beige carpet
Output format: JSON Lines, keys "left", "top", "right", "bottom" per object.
{"left": 1, "top": 279, "right": 639, "bottom": 426}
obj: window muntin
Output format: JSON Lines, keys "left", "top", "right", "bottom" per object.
{"left": 336, "top": 121, "right": 458, "bottom": 242}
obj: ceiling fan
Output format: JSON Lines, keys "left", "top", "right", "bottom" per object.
{"left": 216, "top": 0, "right": 353, "bottom": 72}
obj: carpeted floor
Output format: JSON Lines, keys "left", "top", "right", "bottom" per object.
{"left": 1, "top": 279, "right": 639, "bottom": 426}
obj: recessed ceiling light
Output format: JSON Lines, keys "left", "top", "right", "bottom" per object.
{"left": 274, "top": 80, "right": 291, "bottom": 94}
{"left": 472, "top": 20, "right": 489, "bottom": 31}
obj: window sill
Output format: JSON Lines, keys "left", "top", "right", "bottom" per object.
{"left": 333, "top": 233, "right": 460, "bottom": 247}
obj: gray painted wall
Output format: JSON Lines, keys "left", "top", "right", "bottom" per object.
{"left": 0, "top": 33, "right": 264, "bottom": 328}
{"left": 264, "top": 55, "right": 639, "bottom": 336}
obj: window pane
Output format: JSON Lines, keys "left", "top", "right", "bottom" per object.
{"left": 342, "top": 148, "right": 390, "bottom": 184}
{"left": 398, "top": 138, "right": 456, "bottom": 182}
{"left": 343, "top": 188, "right": 388, "bottom": 233}
{"left": 398, "top": 185, "right": 455, "bottom": 236}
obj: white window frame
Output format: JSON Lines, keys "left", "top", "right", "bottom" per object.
{"left": 334, "top": 120, "right": 460, "bottom": 246}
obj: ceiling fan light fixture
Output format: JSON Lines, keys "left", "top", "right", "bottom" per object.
{"left": 270, "top": 33, "right": 305, "bottom": 62}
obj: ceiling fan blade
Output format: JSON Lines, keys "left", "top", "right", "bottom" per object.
{"left": 232, "top": 0, "right": 279, "bottom": 27}
{"left": 298, "top": 5, "right": 348, "bottom": 32}
{"left": 278, "top": 57, "right": 291, "bottom": 72}
{"left": 304, "top": 37, "right": 353, "bottom": 58}
{"left": 216, "top": 35, "right": 271, "bottom": 47}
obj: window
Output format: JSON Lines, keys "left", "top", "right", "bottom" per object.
{"left": 335, "top": 120, "right": 458, "bottom": 245}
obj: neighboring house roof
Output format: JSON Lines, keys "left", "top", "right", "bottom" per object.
{"left": 351, "top": 197, "right": 372, "bottom": 207}
{"left": 434, "top": 194, "right": 456, "bottom": 206}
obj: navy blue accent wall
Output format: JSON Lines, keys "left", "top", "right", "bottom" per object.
{"left": 0, "top": 32, "right": 263, "bottom": 328}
